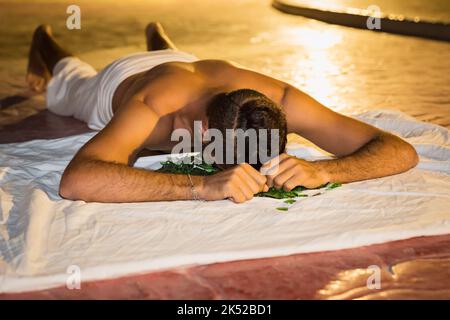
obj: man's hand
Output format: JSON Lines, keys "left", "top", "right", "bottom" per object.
{"left": 261, "top": 153, "right": 329, "bottom": 191}
{"left": 199, "top": 163, "right": 269, "bottom": 203}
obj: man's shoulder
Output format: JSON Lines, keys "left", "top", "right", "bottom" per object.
{"left": 193, "top": 60, "right": 288, "bottom": 104}
{"left": 193, "top": 59, "right": 241, "bottom": 75}
{"left": 134, "top": 67, "right": 205, "bottom": 115}
{"left": 145, "top": 59, "right": 241, "bottom": 87}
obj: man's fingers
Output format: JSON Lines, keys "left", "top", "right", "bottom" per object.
{"left": 262, "top": 153, "right": 289, "bottom": 167}
{"left": 229, "top": 187, "right": 248, "bottom": 203}
{"left": 224, "top": 174, "right": 252, "bottom": 203}
{"left": 224, "top": 163, "right": 277, "bottom": 204}
{"left": 283, "top": 176, "right": 302, "bottom": 191}
{"left": 266, "top": 159, "right": 298, "bottom": 187}
{"left": 238, "top": 182, "right": 254, "bottom": 201}
{"left": 273, "top": 169, "right": 296, "bottom": 190}
{"left": 260, "top": 153, "right": 289, "bottom": 175}
{"left": 262, "top": 154, "right": 295, "bottom": 178}
{"left": 238, "top": 163, "right": 267, "bottom": 192}
{"left": 236, "top": 169, "right": 261, "bottom": 194}
{"left": 232, "top": 172, "right": 255, "bottom": 201}
{"left": 240, "top": 163, "right": 267, "bottom": 187}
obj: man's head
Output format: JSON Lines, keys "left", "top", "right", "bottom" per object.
{"left": 206, "top": 89, "right": 287, "bottom": 169}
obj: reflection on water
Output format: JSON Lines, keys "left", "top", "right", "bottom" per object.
{"left": 280, "top": 25, "right": 343, "bottom": 49}
{"left": 244, "top": 2, "right": 450, "bottom": 125}
{"left": 280, "top": 27, "right": 343, "bottom": 107}
{"left": 317, "top": 258, "right": 450, "bottom": 299}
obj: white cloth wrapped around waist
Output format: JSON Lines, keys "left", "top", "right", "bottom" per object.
{"left": 46, "top": 49, "right": 199, "bottom": 130}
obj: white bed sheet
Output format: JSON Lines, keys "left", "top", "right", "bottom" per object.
{"left": 0, "top": 109, "right": 449, "bottom": 293}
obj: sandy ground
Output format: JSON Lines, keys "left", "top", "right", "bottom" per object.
{"left": 1, "top": 0, "right": 450, "bottom": 130}
{"left": 1, "top": 0, "right": 450, "bottom": 299}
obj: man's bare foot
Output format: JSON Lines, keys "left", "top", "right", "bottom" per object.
{"left": 26, "top": 25, "right": 53, "bottom": 93}
{"left": 145, "top": 22, "right": 177, "bottom": 51}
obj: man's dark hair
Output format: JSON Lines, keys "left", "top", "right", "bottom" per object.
{"left": 206, "top": 89, "right": 287, "bottom": 169}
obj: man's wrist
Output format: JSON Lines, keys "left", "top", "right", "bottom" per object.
{"left": 313, "top": 160, "right": 332, "bottom": 184}
{"left": 190, "top": 175, "right": 206, "bottom": 200}
{"left": 187, "top": 174, "right": 199, "bottom": 200}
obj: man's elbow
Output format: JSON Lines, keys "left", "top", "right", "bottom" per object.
{"left": 59, "top": 165, "right": 91, "bottom": 201}
{"left": 398, "top": 137, "right": 419, "bottom": 171}
{"left": 404, "top": 142, "right": 419, "bottom": 169}
{"left": 59, "top": 170, "right": 79, "bottom": 200}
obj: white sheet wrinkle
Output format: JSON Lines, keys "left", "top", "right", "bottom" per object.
{"left": 0, "top": 110, "right": 449, "bottom": 293}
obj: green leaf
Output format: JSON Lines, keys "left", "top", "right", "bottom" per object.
{"left": 256, "top": 186, "right": 307, "bottom": 199}
{"left": 326, "top": 182, "right": 342, "bottom": 189}
{"left": 276, "top": 207, "right": 289, "bottom": 211}
{"left": 158, "top": 157, "right": 220, "bottom": 176}
{"left": 284, "top": 199, "right": 296, "bottom": 204}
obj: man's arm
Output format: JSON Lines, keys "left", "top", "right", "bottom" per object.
{"left": 262, "top": 84, "right": 418, "bottom": 189}
{"left": 60, "top": 99, "right": 267, "bottom": 203}
{"left": 59, "top": 99, "right": 193, "bottom": 202}
{"left": 222, "top": 64, "right": 418, "bottom": 187}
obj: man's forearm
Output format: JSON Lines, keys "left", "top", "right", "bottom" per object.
{"left": 314, "top": 132, "right": 419, "bottom": 184}
{"left": 59, "top": 159, "right": 203, "bottom": 202}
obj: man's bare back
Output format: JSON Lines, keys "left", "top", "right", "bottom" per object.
{"left": 26, "top": 23, "right": 418, "bottom": 204}
{"left": 111, "top": 59, "right": 286, "bottom": 154}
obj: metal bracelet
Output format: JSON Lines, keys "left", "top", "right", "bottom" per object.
{"left": 187, "top": 173, "right": 200, "bottom": 201}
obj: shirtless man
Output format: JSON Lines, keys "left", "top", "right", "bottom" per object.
{"left": 26, "top": 23, "right": 418, "bottom": 203}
